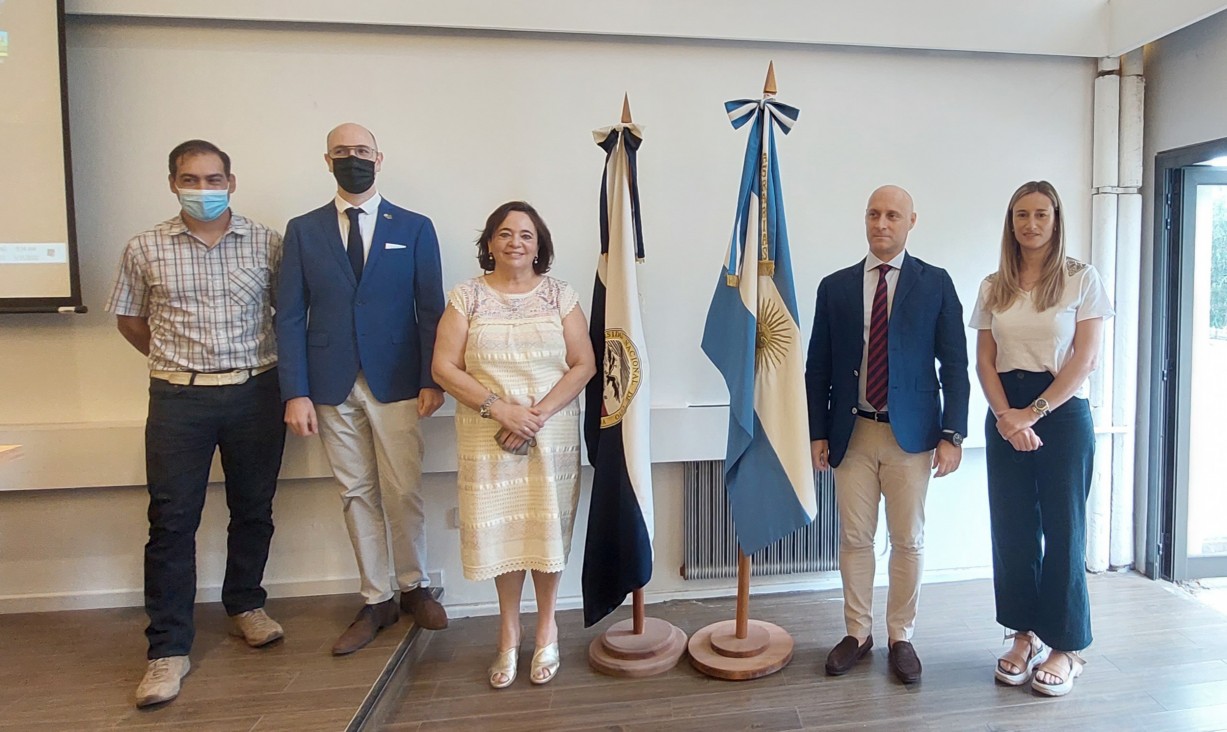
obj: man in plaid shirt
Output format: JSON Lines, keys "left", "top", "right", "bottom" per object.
{"left": 107, "top": 140, "right": 286, "bottom": 708}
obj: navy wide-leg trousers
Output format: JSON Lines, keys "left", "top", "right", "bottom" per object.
{"left": 985, "top": 370, "right": 1094, "bottom": 652}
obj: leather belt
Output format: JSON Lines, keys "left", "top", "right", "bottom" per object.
{"left": 150, "top": 364, "right": 275, "bottom": 387}
{"left": 856, "top": 409, "right": 890, "bottom": 423}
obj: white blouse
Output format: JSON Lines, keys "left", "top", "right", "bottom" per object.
{"left": 968, "top": 258, "right": 1114, "bottom": 399}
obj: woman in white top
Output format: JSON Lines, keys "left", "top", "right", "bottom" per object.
{"left": 433, "top": 201, "right": 596, "bottom": 689}
{"left": 969, "top": 181, "right": 1113, "bottom": 697}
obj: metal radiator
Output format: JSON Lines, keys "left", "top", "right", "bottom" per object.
{"left": 682, "top": 460, "right": 839, "bottom": 580}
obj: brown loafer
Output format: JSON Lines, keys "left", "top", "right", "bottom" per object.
{"left": 331, "top": 599, "right": 398, "bottom": 656}
{"left": 825, "top": 634, "right": 873, "bottom": 675}
{"left": 888, "top": 640, "right": 922, "bottom": 684}
{"left": 400, "top": 587, "right": 448, "bottom": 630}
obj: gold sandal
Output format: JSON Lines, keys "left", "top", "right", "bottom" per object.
{"left": 530, "top": 642, "right": 560, "bottom": 685}
{"left": 488, "top": 647, "right": 518, "bottom": 689}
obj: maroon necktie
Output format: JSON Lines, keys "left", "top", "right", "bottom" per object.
{"left": 866, "top": 264, "right": 890, "bottom": 411}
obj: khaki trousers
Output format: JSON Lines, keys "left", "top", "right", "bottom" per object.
{"left": 833, "top": 418, "right": 932, "bottom": 643}
{"left": 316, "top": 373, "right": 428, "bottom": 604}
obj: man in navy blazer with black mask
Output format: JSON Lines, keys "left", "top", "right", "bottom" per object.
{"left": 806, "top": 185, "right": 969, "bottom": 685}
{"left": 276, "top": 123, "right": 448, "bottom": 655}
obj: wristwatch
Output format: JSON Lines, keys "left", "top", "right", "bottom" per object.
{"left": 941, "top": 430, "right": 964, "bottom": 447}
{"left": 479, "top": 394, "right": 500, "bottom": 419}
{"left": 1030, "top": 397, "right": 1051, "bottom": 418}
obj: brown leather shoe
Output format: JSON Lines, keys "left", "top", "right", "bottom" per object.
{"left": 331, "top": 599, "right": 398, "bottom": 656}
{"left": 825, "top": 635, "right": 873, "bottom": 675}
{"left": 400, "top": 587, "right": 448, "bottom": 630}
{"left": 888, "top": 640, "right": 922, "bottom": 684}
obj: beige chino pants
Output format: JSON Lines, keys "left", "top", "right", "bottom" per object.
{"left": 316, "top": 373, "right": 429, "bottom": 605}
{"left": 833, "top": 418, "right": 932, "bottom": 644}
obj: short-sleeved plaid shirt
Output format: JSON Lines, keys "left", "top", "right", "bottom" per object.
{"left": 106, "top": 214, "right": 283, "bottom": 372}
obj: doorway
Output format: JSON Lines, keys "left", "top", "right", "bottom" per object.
{"left": 1149, "top": 137, "right": 1227, "bottom": 581}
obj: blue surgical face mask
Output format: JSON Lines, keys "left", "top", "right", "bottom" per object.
{"left": 177, "top": 188, "right": 230, "bottom": 222}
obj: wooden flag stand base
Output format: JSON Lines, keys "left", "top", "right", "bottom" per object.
{"left": 687, "top": 550, "right": 793, "bottom": 680}
{"left": 589, "top": 588, "right": 687, "bottom": 677}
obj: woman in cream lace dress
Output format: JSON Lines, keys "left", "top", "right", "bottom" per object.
{"left": 432, "top": 201, "right": 595, "bottom": 689}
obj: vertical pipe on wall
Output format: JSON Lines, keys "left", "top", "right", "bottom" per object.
{"left": 1093, "top": 58, "right": 1122, "bottom": 190}
{"left": 1086, "top": 55, "right": 1123, "bottom": 573}
{"left": 1111, "top": 48, "right": 1144, "bottom": 569}
{"left": 1087, "top": 192, "right": 1119, "bottom": 573}
{"left": 1118, "top": 52, "right": 1144, "bottom": 189}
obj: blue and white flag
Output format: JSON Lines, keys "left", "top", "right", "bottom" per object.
{"left": 582, "top": 121, "right": 654, "bottom": 627}
{"left": 701, "top": 95, "right": 817, "bottom": 555}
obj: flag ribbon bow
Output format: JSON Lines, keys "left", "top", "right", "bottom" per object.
{"left": 721, "top": 98, "right": 799, "bottom": 286}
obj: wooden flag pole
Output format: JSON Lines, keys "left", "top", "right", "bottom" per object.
{"left": 587, "top": 93, "right": 687, "bottom": 678}
{"left": 633, "top": 587, "right": 645, "bottom": 635}
{"left": 687, "top": 62, "right": 795, "bottom": 680}
{"left": 734, "top": 550, "right": 751, "bottom": 639}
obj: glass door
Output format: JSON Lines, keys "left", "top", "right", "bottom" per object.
{"left": 1172, "top": 165, "right": 1227, "bottom": 580}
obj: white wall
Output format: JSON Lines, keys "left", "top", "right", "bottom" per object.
{"left": 1136, "top": 10, "right": 1227, "bottom": 565}
{"left": 0, "top": 16, "right": 1094, "bottom": 615}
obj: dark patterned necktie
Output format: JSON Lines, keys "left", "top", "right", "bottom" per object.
{"left": 345, "top": 207, "right": 364, "bottom": 282}
{"left": 866, "top": 264, "right": 891, "bottom": 411}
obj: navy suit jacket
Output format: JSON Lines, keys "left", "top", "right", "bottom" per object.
{"left": 805, "top": 253, "right": 969, "bottom": 468}
{"left": 275, "top": 198, "right": 445, "bottom": 406}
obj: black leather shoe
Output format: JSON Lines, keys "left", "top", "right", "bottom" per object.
{"left": 888, "top": 640, "right": 922, "bottom": 684}
{"left": 825, "top": 635, "right": 873, "bottom": 675}
{"left": 331, "top": 599, "right": 398, "bottom": 656}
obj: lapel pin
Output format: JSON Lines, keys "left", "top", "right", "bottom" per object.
{"left": 383, "top": 213, "right": 392, "bottom": 219}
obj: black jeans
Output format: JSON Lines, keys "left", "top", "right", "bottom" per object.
{"left": 984, "top": 370, "right": 1094, "bottom": 652}
{"left": 143, "top": 368, "right": 285, "bottom": 659}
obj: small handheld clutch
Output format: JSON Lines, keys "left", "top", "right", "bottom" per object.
{"left": 494, "top": 427, "right": 536, "bottom": 456}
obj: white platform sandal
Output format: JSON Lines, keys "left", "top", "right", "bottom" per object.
{"left": 995, "top": 631, "right": 1049, "bottom": 686}
{"left": 1031, "top": 650, "right": 1085, "bottom": 696}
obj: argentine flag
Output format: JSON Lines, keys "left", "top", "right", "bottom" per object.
{"left": 701, "top": 96, "right": 817, "bottom": 555}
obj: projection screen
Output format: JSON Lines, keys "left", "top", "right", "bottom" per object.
{"left": 0, "top": 0, "right": 83, "bottom": 313}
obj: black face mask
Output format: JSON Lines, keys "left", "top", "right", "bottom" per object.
{"left": 331, "top": 156, "right": 376, "bottom": 194}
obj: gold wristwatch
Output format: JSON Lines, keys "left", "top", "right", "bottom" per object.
{"left": 479, "top": 394, "right": 500, "bottom": 419}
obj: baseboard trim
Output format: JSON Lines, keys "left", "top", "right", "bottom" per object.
{"left": 0, "top": 566, "right": 993, "bottom": 616}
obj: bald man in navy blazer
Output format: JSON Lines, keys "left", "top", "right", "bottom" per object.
{"left": 276, "top": 123, "right": 448, "bottom": 655}
{"left": 806, "top": 185, "right": 969, "bottom": 685}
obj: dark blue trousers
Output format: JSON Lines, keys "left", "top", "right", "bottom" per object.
{"left": 984, "top": 370, "right": 1094, "bottom": 652}
{"left": 144, "top": 368, "right": 285, "bottom": 659}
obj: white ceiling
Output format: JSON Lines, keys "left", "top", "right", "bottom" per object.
{"left": 66, "top": 0, "right": 1227, "bottom": 58}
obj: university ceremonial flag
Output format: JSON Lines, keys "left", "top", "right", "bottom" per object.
{"left": 700, "top": 93, "right": 817, "bottom": 555}
{"left": 581, "top": 120, "right": 654, "bottom": 627}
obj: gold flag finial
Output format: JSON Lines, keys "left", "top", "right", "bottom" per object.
{"left": 621, "top": 93, "right": 633, "bottom": 124}
{"left": 763, "top": 61, "right": 777, "bottom": 96}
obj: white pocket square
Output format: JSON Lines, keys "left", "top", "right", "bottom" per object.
{"left": 385, "top": 243, "right": 407, "bottom": 250}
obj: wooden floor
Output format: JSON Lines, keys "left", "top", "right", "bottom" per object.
{"left": 0, "top": 593, "right": 403, "bottom": 731}
{"left": 2, "top": 573, "right": 1227, "bottom": 731}
{"left": 381, "top": 572, "right": 1227, "bottom": 732}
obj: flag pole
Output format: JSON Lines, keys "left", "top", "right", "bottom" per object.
{"left": 688, "top": 62, "right": 796, "bottom": 680}
{"left": 587, "top": 93, "right": 687, "bottom": 677}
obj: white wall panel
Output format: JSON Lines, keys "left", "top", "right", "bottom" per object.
{"left": 0, "top": 16, "right": 1094, "bottom": 612}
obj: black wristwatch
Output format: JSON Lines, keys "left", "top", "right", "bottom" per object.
{"left": 941, "top": 430, "right": 964, "bottom": 447}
